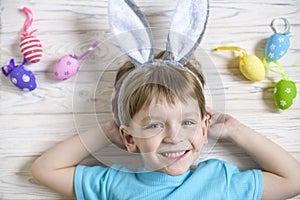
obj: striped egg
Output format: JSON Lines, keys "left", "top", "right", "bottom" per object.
{"left": 19, "top": 35, "right": 43, "bottom": 63}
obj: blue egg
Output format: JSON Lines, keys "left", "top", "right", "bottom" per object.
{"left": 10, "top": 66, "right": 37, "bottom": 91}
{"left": 265, "top": 33, "right": 290, "bottom": 61}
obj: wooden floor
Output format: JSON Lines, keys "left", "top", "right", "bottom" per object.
{"left": 1, "top": 0, "right": 300, "bottom": 199}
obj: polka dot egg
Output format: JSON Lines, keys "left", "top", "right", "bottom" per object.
{"left": 265, "top": 33, "right": 290, "bottom": 61}
{"left": 274, "top": 79, "right": 297, "bottom": 110}
{"left": 10, "top": 66, "right": 37, "bottom": 91}
{"left": 53, "top": 55, "right": 80, "bottom": 80}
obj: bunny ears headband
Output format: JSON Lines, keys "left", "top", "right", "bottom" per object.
{"left": 109, "top": 0, "right": 209, "bottom": 125}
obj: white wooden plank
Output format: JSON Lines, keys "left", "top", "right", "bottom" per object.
{"left": 1, "top": 0, "right": 300, "bottom": 199}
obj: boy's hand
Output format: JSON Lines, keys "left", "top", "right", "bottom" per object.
{"left": 207, "top": 108, "right": 300, "bottom": 199}
{"left": 102, "top": 120, "right": 125, "bottom": 149}
{"left": 206, "top": 108, "right": 240, "bottom": 141}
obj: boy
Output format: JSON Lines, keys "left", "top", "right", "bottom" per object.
{"left": 31, "top": 0, "right": 300, "bottom": 198}
{"left": 31, "top": 61, "right": 300, "bottom": 199}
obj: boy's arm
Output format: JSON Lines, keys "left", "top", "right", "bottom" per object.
{"left": 207, "top": 109, "right": 300, "bottom": 199}
{"left": 31, "top": 120, "right": 120, "bottom": 197}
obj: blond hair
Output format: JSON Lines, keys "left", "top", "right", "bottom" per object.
{"left": 112, "top": 51, "right": 206, "bottom": 126}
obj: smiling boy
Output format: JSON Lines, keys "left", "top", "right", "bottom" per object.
{"left": 31, "top": 0, "right": 300, "bottom": 198}
{"left": 120, "top": 96, "right": 208, "bottom": 176}
{"left": 31, "top": 61, "right": 300, "bottom": 199}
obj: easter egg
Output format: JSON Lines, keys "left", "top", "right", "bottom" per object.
{"left": 10, "top": 66, "right": 37, "bottom": 91}
{"left": 53, "top": 55, "right": 80, "bottom": 80}
{"left": 274, "top": 79, "right": 297, "bottom": 110}
{"left": 239, "top": 54, "right": 265, "bottom": 81}
{"left": 265, "top": 33, "right": 290, "bottom": 61}
{"left": 20, "top": 35, "right": 43, "bottom": 63}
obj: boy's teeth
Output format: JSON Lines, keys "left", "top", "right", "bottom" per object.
{"left": 161, "top": 151, "right": 186, "bottom": 158}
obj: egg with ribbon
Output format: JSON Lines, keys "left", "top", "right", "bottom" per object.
{"left": 20, "top": 35, "right": 43, "bottom": 63}
{"left": 53, "top": 55, "right": 80, "bottom": 80}
{"left": 215, "top": 46, "right": 265, "bottom": 81}
{"left": 10, "top": 65, "right": 37, "bottom": 91}
{"left": 53, "top": 41, "right": 100, "bottom": 81}
{"left": 239, "top": 54, "right": 265, "bottom": 81}
{"left": 1, "top": 58, "right": 37, "bottom": 91}
{"left": 265, "top": 33, "right": 290, "bottom": 62}
{"left": 274, "top": 79, "right": 297, "bottom": 110}
{"left": 20, "top": 7, "right": 43, "bottom": 63}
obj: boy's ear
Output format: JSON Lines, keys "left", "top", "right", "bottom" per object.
{"left": 119, "top": 125, "right": 138, "bottom": 153}
{"left": 201, "top": 116, "right": 209, "bottom": 144}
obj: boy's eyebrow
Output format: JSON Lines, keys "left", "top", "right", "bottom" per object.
{"left": 139, "top": 112, "right": 200, "bottom": 124}
{"left": 182, "top": 112, "right": 200, "bottom": 118}
{"left": 140, "top": 115, "right": 163, "bottom": 125}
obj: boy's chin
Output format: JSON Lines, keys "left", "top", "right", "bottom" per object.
{"left": 160, "top": 165, "right": 190, "bottom": 176}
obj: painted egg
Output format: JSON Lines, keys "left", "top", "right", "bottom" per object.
{"left": 20, "top": 35, "right": 43, "bottom": 63}
{"left": 274, "top": 79, "right": 297, "bottom": 110}
{"left": 10, "top": 66, "right": 37, "bottom": 91}
{"left": 239, "top": 54, "right": 265, "bottom": 81}
{"left": 53, "top": 55, "right": 80, "bottom": 80}
{"left": 265, "top": 33, "right": 290, "bottom": 61}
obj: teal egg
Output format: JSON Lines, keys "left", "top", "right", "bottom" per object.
{"left": 274, "top": 80, "right": 297, "bottom": 110}
{"left": 265, "top": 33, "right": 290, "bottom": 61}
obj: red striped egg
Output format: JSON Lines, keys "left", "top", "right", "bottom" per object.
{"left": 19, "top": 35, "right": 43, "bottom": 63}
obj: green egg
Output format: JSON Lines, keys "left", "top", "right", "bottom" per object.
{"left": 274, "top": 80, "right": 297, "bottom": 110}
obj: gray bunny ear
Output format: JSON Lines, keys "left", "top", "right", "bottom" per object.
{"left": 166, "top": 0, "right": 209, "bottom": 64}
{"left": 109, "top": 0, "right": 154, "bottom": 66}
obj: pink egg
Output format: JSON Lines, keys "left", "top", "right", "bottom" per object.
{"left": 53, "top": 55, "right": 80, "bottom": 80}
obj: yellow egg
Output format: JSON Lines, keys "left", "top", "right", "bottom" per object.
{"left": 239, "top": 55, "right": 265, "bottom": 81}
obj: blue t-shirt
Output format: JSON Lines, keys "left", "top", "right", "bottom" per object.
{"left": 74, "top": 159, "right": 263, "bottom": 200}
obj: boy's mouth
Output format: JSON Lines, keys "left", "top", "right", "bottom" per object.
{"left": 160, "top": 150, "right": 190, "bottom": 159}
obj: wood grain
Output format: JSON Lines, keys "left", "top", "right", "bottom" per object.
{"left": 1, "top": 0, "right": 300, "bottom": 199}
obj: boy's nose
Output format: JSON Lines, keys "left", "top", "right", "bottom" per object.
{"left": 163, "top": 124, "right": 181, "bottom": 144}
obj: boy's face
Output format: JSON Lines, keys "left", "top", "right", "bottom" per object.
{"left": 120, "top": 96, "right": 208, "bottom": 176}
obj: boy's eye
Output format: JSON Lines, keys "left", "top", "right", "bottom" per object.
{"left": 146, "top": 123, "right": 164, "bottom": 129}
{"left": 182, "top": 120, "right": 196, "bottom": 126}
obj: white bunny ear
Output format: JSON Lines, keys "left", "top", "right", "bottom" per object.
{"left": 109, "top": 0, "right": 154, "bottom": 66}
{"left": 166, "top": 0, "right": 209, "bottom": 65}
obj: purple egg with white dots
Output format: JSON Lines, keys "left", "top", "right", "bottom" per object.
{"left": 10, "top": 66, "right": 37, "bottom": 91}
{"left": 1, "top": 58, "right": 37, "bottom": 91}
{"left": 53, "top": 55, "right": 80, "bottom": 80}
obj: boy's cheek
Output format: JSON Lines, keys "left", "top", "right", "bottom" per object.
{"left": 190, "top": 131, "right": 206, "bottom": 152}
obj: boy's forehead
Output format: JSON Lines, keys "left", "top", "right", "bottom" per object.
{"left": 143, "top": 96, "right": 200, "bottom": 114}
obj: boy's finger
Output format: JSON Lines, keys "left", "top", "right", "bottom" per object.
{"left": 205, "top": 106, "right": 214, "bottom": 115}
